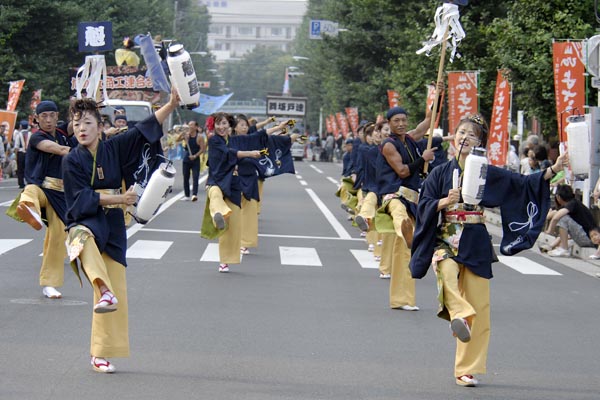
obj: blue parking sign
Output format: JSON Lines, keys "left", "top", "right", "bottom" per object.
{"left": 310, "top": 20, "right": 321, "bottom": 40}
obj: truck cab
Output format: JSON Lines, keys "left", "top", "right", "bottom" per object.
{"left": 100, "top": 99, "right": 154, "bottom": 125}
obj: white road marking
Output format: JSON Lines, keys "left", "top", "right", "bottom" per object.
{"left": 310, "top": 165, "right": 323, "bottom": 174}
{"left": 127, "top": 240, "right": 173, "bottom": 259}
{"left": 141, "top": 228, "right": 364, "bottom": 241}
{"left": 299, "top": 180, "right": 307, "bottom": 186}
{"left": 327, "top": 177, "right": 338, "bottom": 185}
{"left": 0, "top": 239, "right": 33, "bottom": 256}
{"left": 497, "top": 256, "right": 562, "bottom": 275}
{"left": 350, "top": 249, "right": 380, "bottom": 269}
{"left": 0, "top": 200, "right": 14, "bottom": 207}
{"left": 280, "top": 246, "right": 322, "bottom": 266}
{"left": 305, "top": 188, "right": 352, "bottom": 239}
{"left": 200, "top": 243, "right": 220, "bottom": 262}
{"left": 296, "top": 175, "right": 303, "bottom": 179}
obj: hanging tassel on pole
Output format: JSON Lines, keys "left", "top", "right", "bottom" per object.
{"left": 417, "top": 1, "right": 467, "bottom": 174}
{"left": 74, "top": 55, "right": 108, "bottom": 102}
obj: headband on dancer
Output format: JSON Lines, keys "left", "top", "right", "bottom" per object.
{"left": 36, "top": 101, "right": 58, "bottom": 114}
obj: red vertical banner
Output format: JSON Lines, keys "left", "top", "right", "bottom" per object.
{"left": 553, "top": 41, "right": 585, "bottom": 142}
{"left": 425, "top": 84, "right": 444, "bottom": 129}
{"left": 0, "top": 110, "right": 18, "bottom": 143}
{"left": 448, "top": 71, "right": 479, "bottom": 135}
{"left": 345, "top": 107, "right": 359, "bottom": 135}
{"left": 6, "top": 80, "right": 25, "bottom": 112}
{"left": 325, "top": 115, "right": 333, "bottom": 133}
{"left": 387, "top": 90, "right": 400, "bottom": 109}
{"left": 29, "top": 89, "right": 42, "bottom": 112}
{"left": 336, "top": 112, "right": 349, "bottom": 138}
{"left": 487, "top": 70, "right": 512, "bottom": 167}
{"left": 330, "top": 115, "right": 339, "bottom": 138}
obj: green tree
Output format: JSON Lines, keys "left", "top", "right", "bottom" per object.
{"left": 485, "top": 0, "right": 596, "bottom": 139}
{"left": 0, "top": 0, "right": 211, "bottom": 122}
{"left": 293, "top": 0, "right": 597, "bottom": 140}
{"left": 221, "top": 46, "right": 295, "bottom": 101}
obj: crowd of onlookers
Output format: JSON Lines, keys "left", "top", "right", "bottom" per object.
{"left": 508, "top": 134, "right": 600, "bottom": 259}
{"left": 1, "top": 120, "right": 30, "bottom": 181}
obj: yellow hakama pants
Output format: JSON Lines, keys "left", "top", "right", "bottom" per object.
{"left": 378, "top": 233, "right": 394, "bottom": 276}
{"left": 388, "top": 198, "right": 416, "bottom": 308}
{"left": 257, "top": 179, "right": 264, "bottom": 214}
{"left": 79, "top": 239, "right": 129, "bottom": 358}
{"left": 437, "top": 258, "right": 490, "bottom": 377}
{"left": 374, "top": 233, "right": 383, "bottom": 258}
{"left": 366, "top": 230, "right": 378, "bottom": 249}
{"left": 208, "top": 186, "right": 241, "bottom": 264}
{"left": 20, "top": 184, "right": 66, "bottom": 287}
{"left": 241, "top": 197, "right": 259, "bottom": 248}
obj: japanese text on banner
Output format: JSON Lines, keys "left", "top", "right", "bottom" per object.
{"left": 552, "top": 41, "right": 585, "bottom": 143}
{"left": 488, "top": 70, "right": 511, "bottom": 166}
{"left": 448, "top": 71, "right": 479, "bottom": 135}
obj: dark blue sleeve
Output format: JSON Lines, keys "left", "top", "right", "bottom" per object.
{"left": 111, "top": 114, "right": 164, "bottom": 188}
{"left": 63, "top": 151, "right": 101, "bottom": 222}
{"left": 483, "top": 166, "right": 550, "bottom": 255}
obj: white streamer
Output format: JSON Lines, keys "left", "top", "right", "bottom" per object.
{"left": 74, "top": 55, "right": 108, "bottom": 101}
{"left": 416, "top": 3, "right": 466, "bottom": 63}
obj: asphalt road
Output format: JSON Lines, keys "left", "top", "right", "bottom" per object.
{"left": 1, "top": 160, "right": 599, "bottom": 400}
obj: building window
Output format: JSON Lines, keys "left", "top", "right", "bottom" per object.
{"left": 271, "top": 27, "right": 283, "bottom": 37}
{"left": 221, "top": 1, "right": 227, "bottom": 6}
{"left": 214, "top": 43, "right": 222, "bottom": 50}
{"left": 213, "top": 1, "right": 219, "bottom": 6}
{"left": 238, "top": 26, "right": 253, "bottom": 35}
{"left": 209, "top": 25, "right": 223, "bottom": 35}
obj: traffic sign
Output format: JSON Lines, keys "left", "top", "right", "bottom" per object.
{"left": 309, "top": 20, "right": 339, "bottom": 40}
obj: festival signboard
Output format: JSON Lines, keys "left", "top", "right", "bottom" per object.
{"left": 70, "top": 66, "right": 160, "bottom": 104}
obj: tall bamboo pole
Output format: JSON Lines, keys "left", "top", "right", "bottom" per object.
{"left": 423, "top": 25, "right": 450, "bottom": 174}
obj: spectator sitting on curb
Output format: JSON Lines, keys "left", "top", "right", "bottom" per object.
{"left": 540, "top": 184, "right": 598, "bottom": 257}
{"left": 588, "top": 227, "right": 600, "bottom": 260}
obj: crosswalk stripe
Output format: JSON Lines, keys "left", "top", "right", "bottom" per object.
{"left": 200, "top": 243, "right": 221, "bottom": 262}
{"left": 127, "top": 240, "right": 173, "bottom": 259}
{"left": 497, "top": 256, "right": 562, "bottom": 275}
{"left": 0, "top": 239, "right": 33, "bottom": 256}
{"left": 350, "top": 249, "right": 379, "bottom": 269}
{"left": 280, "top": 246, "right": 322, "bottom": 266}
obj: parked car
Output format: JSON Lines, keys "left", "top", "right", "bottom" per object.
{"left": 291, "top": 142, "right": 305, "bottom": 161}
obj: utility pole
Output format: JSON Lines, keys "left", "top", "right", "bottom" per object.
{"left": 173, "top": 1, "right": 178, "bottom": 37}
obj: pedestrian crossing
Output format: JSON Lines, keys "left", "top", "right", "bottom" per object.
{"left": 0, "top": 239, "right": 32, "bottom": 256}
{"left": 0, "top": 237, "right": 565, "bottom": 276}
